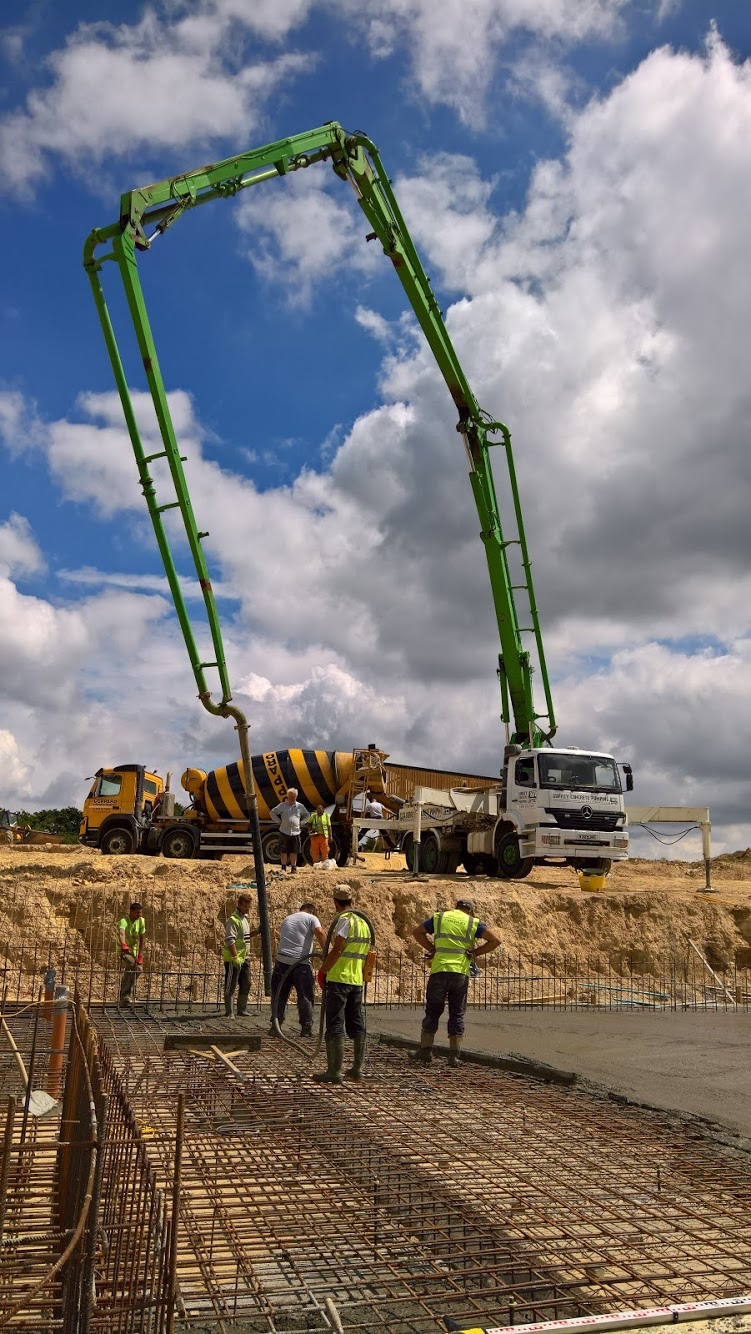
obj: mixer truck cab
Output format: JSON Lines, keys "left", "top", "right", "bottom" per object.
{"left": 80, "top": 765, "right": 165, "bottom": 855}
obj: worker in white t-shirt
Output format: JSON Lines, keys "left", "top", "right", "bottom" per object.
{"left": 357, "top": 792, "right": 384, "bottom": 850}
{"left": 270, "top": 902, "right": 326, "bottom": 1036}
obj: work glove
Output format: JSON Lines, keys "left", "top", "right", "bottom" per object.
{"left": 316, "top": 969, "right": 326, "bottom": 989}
{"left": 135, "top": 954, "right": 144, "bottom": 973}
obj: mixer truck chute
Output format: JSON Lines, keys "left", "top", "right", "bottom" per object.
{"left": 84, "top": 121, "right": 634, "bottom": 881}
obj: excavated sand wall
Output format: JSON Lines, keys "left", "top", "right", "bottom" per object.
{"left": 2, "top": 847, "right": 751, "bottom": 987}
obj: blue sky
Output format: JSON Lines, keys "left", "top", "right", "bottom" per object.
{"left": 2, "top": 0, "right": 751, "bottom": 855}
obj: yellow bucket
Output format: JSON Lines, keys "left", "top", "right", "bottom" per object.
{"left": 578, "top": 871, "right": 606, "bottom": 892}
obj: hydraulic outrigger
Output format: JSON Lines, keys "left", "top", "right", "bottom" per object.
{"left": 84, "top": 123, "right": 568, "bottom": 941}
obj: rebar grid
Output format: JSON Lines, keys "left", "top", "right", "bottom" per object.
{"left": 0, "top": 1003, "right": 176, "bottom": 1334}
{"left": 0, "top": 1113, "right": 63, "bottom": 1330}
{"left": 93, "top": 1012, "right": 751, "bottom": 1334}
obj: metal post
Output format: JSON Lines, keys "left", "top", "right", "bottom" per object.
{"left": 410, "top": 798, "right": 423, "bottom": 879}
{"left": 43, "top": 968, "right": 55, "bottom": 1023}
{"left": 701, "top": 817, "right": 714, "bottom": 892}
{"left": 0, "top": 1097, "right": 16, "bottom": 1241}
{"left": 166, "top": 1093, "right": 185, "bottom": 1334}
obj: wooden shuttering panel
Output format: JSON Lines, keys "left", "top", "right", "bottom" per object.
{"left": 384, "top": 762, "right": 498, "bottom": 801}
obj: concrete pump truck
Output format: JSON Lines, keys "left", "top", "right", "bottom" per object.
{"left": 84, "top": 121, "right": 633, "bottom": 905}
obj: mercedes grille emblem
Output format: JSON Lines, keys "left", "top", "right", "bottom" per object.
{"left": 581, "top": 806, "right": 593, "bottom": 820}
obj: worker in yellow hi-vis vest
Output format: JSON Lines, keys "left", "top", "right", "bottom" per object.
{"left": 308, "top": 804, "right": 332, "bottom": 864}
{"left": 222, "top": 889, "right": 261, "bottom": 1018}
{"left": 117, "top": 901, "right": 146, "bottom": 1007}
{"left": 314, "top": 885, "right": 371, "bottom": 1085}
{"left": 412, "top": 898, "right": 500, "bottom": 1067}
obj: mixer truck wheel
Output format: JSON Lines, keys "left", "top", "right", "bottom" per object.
{"left": 495, "top": 832, "right": 534, "bottom": 880}
{"left": 462, "top": 853, "right": 481, "bottom": 876}
{"left": 333, "top": 837, "right": 350, "bottom": 868}
{"left": 161, "top": 826, "right": 198, "bottom": 860}
{"left": 261, "top": 830, "right": 282, "bottom": 865}
{"left": 101, "top": 826, "right": 136, "bottom": 856}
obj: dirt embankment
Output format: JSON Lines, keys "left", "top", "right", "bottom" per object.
{"left": 1, "top": 845, "right": 751, "bottom": 984}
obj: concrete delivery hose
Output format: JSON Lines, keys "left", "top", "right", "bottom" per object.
{"left": 269, "top": 910, "right": 377, "bottom": 1065}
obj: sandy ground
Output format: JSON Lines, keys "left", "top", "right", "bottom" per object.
{"left": 1, "top": 844, "right": 751, "bottom": 979}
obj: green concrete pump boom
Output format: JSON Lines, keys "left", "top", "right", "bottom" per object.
{"left": 84, "top": 122, "right": 555, "bottom": 781}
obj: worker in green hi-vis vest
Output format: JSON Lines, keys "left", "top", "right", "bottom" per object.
{"left": 308, "top": 804, "right": 332, "bottom": 865}
{"left": 117, "top": 901, "right": 146, "bottom": 1007}
{"left": 412, "top": 898, "right": 501, "bottom": 1067}
{"left": 222, "top": 889, "right": 262, "bottom": 1018}
{"left": 314, "top": 886, "right": 372, "bottom": 1085}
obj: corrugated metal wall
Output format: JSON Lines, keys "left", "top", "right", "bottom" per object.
{"left": 384, "top": 762, "right": 498, "bottom": 800}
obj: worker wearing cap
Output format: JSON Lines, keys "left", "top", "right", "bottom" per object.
{"left": 117, "top": 901, "right": 146, "bottom": 1007}
{"left": 412, "top": 897, "right": 500, "bottom": 1066}
{"left": 222, "top": 891, "right": 261, "bottom": 1018}
{"left": 313, "top": 886, "right": 372, "bottom": 1085}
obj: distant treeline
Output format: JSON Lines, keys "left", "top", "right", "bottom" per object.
{"left": 16, "top": 807, "right": 83, "bottom": 839}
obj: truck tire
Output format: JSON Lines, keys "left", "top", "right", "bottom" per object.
{"left": 462, "top": 853, "right": 482, "bottom": 876}
{"left": 407, "top": 831, "right": 445, "bottom": 874}
{"left": 261, "top": 829, "right": 282, "bottom": 865}
{"left": 496, "top": 832, "right": 534, "bottom": 880}
{"left": 161, "top": 827, "right": 198, "bottom": 860}
{"left": 332, "top": 836, "right": 350, "bottom": 867}
{"left": 101, "top": 826, "right": 136, "bottom": 856}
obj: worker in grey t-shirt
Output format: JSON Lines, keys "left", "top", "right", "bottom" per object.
{"left": 270, "top": 787, "right": 310, "bottom": 874}
{"left": 270, "top": 903, "right": 326, "bottom": 1036}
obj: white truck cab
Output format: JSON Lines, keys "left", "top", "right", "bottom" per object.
{"left": 398, "top": 745, "right": 633, "bottom": 879}
{"left": 490, "top": 744, "right": 631, "bottom": 877}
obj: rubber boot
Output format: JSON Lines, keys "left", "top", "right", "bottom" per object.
{"left": 410, "top": 1030, "right": 434, "bottom": 1064}
{"left": 344, "top": 1033, "right": 367, "bottom": 1081}
{"left": 300, "top": 1025, "right": 313, "bottom": 1038}
{"left": 313, "top": 1035, "right": 345, "bottom": 1084}
{"left": 448, "top": 1035, "right": 462, "bottom": 1068}
{"left": 236, "top": 981, "right": 251, "bottom": 1018}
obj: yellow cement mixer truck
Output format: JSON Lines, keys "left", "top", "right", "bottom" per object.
{"left": 79, "top": 746, "right": 398, "bottom": 862}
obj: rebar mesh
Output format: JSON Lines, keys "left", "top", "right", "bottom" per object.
{"left": 91, "top": 1010, "right": 751, "bottom": 1333}
{"left": 2, "top": 946, "right": 749, "bottom": 1014}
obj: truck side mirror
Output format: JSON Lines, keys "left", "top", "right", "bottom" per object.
{"left": 622, "top": 764, "right": 634, "bottom": 792}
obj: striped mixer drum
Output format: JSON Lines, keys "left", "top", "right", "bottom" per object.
{"left": 182, "top": 750, "right": 357, "bottom": 821}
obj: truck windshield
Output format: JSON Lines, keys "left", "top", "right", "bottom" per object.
{"left": 537, "top": 755, "right": 621, "bottom": 793}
